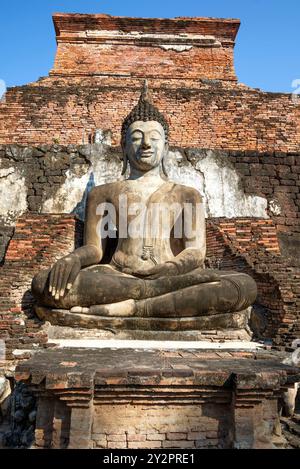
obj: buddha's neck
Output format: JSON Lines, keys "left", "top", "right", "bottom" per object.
{"left": 128, "top": 166, "right": 164, "bottom": 182}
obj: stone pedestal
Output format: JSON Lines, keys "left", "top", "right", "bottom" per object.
{"left": 15, "top": 347, "right": 300, "bottom": 449}
{"left": 36, "top": 306, "right": 251, "bottom": 338}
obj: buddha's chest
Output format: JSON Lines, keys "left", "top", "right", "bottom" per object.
{"left": 112, "top": 190, "right": 181, "bottom": 234}
{"left": 110, "top": 182, "right": 181, "bottom": 219}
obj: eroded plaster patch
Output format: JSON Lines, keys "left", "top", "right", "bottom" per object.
{"left": 0, "top": 167, "right": 27, "bottom": 224}
{"left": 166, "top": 150, "right": 268, "bottom": 218}
{"left": 42, "top": 144, "right": 122, "bottom": 219}
{"left": 42, "top": 169, "right": 92, "bottom": 216}
{"left": 42, "top": 146, "right": 268, "bottom": 221}
{"left": 268, "top": 199, "right": 281, "bottom": 216}
{"left": 159, "top": 45, "right": 193, "bottom": 52}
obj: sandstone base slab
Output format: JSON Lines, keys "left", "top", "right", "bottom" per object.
{"left": 36, "top": 306, "right": 250, "bottom": 335}
{"left": 44, "top": 323, "right": 252, "bottom": 343}
{"left": 15, "top": 347, "right": 300, "bottom": 449}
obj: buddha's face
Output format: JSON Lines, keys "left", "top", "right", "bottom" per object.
{"left": 125, "top": 121, "right": 167, "bottom": 172}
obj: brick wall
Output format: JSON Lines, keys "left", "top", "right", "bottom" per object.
{"left": 206, "top": 219, "right": 300, "bottom": 344}
{"left": 0, "top": 214, "right": 299, "bottom": 363}
{"left": 0, "top": 13, "right": 299, "bottom": 150}
{"left": 91, "top": 403, "right": 227, "bottom": 449}
{"left": 0, "top": 13, "right": 299, "bottom": 358}
{"left": 51, "top": 14, "right": 239, "bottom": 81}
{"left": 225, "top": 151, "right": 300, "bottom": 236}
{"left": 0, "top": 78, "right": 299, "bottom": 150}
{"left": 1, "top": 144, "right": 299, "bottom": 239}
{"left": 18, "top": 347, "right": 291, "bottom": 449}
{"left": 0, "top": 214, "right": 83, "bottom": 361}
{"left": 53, "top": 44, "right": 235, "bottom": 81}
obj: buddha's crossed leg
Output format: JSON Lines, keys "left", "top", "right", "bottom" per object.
{"left": 32, "top": 265, "right": 256, "bottom": 317}
{"left": 32, "top": 265, "right": 219, "bottom": 308}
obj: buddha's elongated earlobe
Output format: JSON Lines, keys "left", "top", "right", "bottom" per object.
{"left": 121, "top": 154, "right": 128, "bottom": 175}
{"left": 162, "top": 157, "right": 168, "bottom": 178}
{"left": 161, "top": 144, "right": 169, "bottom": 178}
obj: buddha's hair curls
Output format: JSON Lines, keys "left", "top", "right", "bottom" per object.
{"left": 121, "top": 80, "right": 169, "bottom": 148}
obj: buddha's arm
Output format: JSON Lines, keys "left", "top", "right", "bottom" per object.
{"left": 82, "top": 188, "right": 106, "bottom": 263}
{"left": 168, "top": 190, "right": 206, "bottom": 273}
{"left": 48, "top": 188, "right": 105, "bottom": 299}
{"left": 136, "top": 189, "right": 206, "bottom": 279}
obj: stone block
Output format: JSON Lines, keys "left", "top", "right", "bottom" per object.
{"left": 187, "top": 431, "right": 207, "bottom": 440}
{"left": 128, "top": 441, "right": 162, "bottom": 449}
{"left": 146, "top": 433, "right": 165, "bottom": 441}
{"left": 166, "top": 432, "right": 187, "bottom": 440}
{"left": 108, "top": 442, "right": 127, "bottom": 449}
{"left": 162, "top": 440, "right": 195, "bottom": 448}
{"left": 126, "top": 434, "right": 146, "bottom": 442}
{"left": 107, "top": 434, "right": 127, "bottom": 442}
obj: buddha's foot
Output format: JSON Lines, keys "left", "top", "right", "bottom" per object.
{"left": 71, "top": 300, "right": 136, "bottom": 317}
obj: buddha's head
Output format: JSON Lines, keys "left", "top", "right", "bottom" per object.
{"left": 121, "top": 81, "right": 169, "bottom": 175}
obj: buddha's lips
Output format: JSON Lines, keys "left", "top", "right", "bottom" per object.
{"left": 139, "top": 151, "right": 154, "bottom": 158}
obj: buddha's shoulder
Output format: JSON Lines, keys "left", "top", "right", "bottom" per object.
{"left": 88, "top": 181, "right": 125, "bottom": 200}
{"left": 170, "top": 182, "right": 203, "bottom": 200}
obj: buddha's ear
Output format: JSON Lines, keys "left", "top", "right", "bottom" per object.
{"left": 121, "top": 154, "right": 128, "bottom": 176}
{"left": 121, "top": 141, "right": 128, "bottom": 176}
{"left": 162, "top": 143, "right": 169, "bottom": 178}
{"left": 162, "top": 158, "right": 168, "bottom": 178}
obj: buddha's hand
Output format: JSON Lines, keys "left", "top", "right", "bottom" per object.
{"left": 137, "top": 262, "right": 178, "bottom": 279}
{"left": 49, "top": 255, "right": 81, "bottom": 300}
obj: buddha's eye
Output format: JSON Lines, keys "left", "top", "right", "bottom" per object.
{"left": 150, "top": 131, "right": 162, "bottom": 141}
{"left": 131, "top": 135, "right": 142, "bottom": 142}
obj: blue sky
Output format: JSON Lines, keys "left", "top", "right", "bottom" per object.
{"left": 0, "top": 0, "right": 299, "bottom": 93}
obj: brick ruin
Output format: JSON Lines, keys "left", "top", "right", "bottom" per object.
{"left": 14, "top": 347, "right": 299, "bottom": 449}
{"left": 0, "top": 13, "right": 300, "bottom": 449}
{"left": 0, "top": 142, "right": 299, "bottom": 356}
{"left": 0, "top": 13, "right": 299, "bottom": 350}
{"left": 1, "top": 15, "right": 300, "bottom": 152}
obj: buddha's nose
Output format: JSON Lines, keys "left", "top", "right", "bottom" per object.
{"left": 142, "top": 135, "right": 151, "bottom": 149}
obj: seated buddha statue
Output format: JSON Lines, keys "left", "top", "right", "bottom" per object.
{"left": 32, "top": 83, "right": 257, "bottom": 331}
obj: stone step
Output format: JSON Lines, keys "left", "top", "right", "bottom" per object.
{"left": 292, "top": 413, "right": 300, "bottom": 424}
{"left": 272, "top": 435, "right": 288, "bottom": 449}
{"left": 281, "top": 417, "right": 300, "bottom": 437}
{"left": 283, "top": 431, "right": 300, "bottom": 449}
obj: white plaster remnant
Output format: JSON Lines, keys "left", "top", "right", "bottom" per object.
{"left": 268, "top": 199, "right": 281, "bottom": 216}
{"left": 166, "top": 150, "right": 268, "bottom": 218}
{"left": 282, "top": 348, "right": 300, "bottom": 416}
{"left": 166, "top": 150, "right": 206, "bottom": 207}
{"left": 12, "top": 349, "right": 35, "bottom": 358}
{"left": 0, "top": 166, "right": 27, "bottom": 225}
{"left": 159, "top": 45, "right": 193, "bottom": 52}
{"left": 196, "top": 152, "right": 268, "bottom": 218}
{"left": 94, "top": 129, "right": 112, "bottom": 145}
{"left": 88, "top": 145, "right": 122, "bottom": 186}
{"left": 42, "top": 169, "right": 91, "bottom": 215}
{"left": 0, "top": 377, "right": 10, "bottom": 404}
{"left": 86, "top": 29, "right": 218, "bottom": 44}
{"left": 42, "top": 144, "right": 122, "bottom": 219}
{"left": 0, "top": 167, "right": 15, "bottom": 178}
{"left": 42, "top": 146, "right": 268, "bottom": 221}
